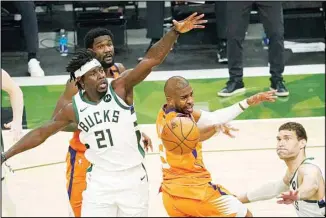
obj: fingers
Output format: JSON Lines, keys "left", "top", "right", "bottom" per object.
{"left": 266, "top": 90, "right": 277, "bottom": 95}
{"left": 229, "top": 127, "right": 239, "bottom": 131}
{"left": 218, "top": 124, "right": 238, "bottom": 138}
{"left": 142, "top": 137, "right": 153, "bottom": 153}
{"left": 194, "top": 18, "right": 207, "bottom": 24}
{"left": 193, "top": 13, "right": 205, "bottom": 22}
{"left": 149, "top": 143, "right": 153, "bottom": 152}
{"left": 277, "top": 199, "right": 285, "bottom": 204}
{"left": 143, "top": 140, "right": 148, "bottom": 152}
{"left": 4, "top": 123, "right": 11, "bottom": 129}
{"left": 277, "top": 199, "right": 292, "bottom": 204}
{"left": 222, "top": 127, "right": 235, "bottom": 138}
{"left": 225, "top": 131, "right": 236, "bottom": 138}
{"left": 187, "top": 12, "right": 198, "bottom": 21}
{"left": 193, "top": 25, "right": 205, "bottom": 29}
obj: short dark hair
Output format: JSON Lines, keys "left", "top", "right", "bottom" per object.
{"left": 279, "top": 122, "right": 308, "bottom": 141}
{"left": 84, "top": 27, "right": 114, "bottom": 49}
{"left": 66, "top": 49, "right": 96, "bottom": 90}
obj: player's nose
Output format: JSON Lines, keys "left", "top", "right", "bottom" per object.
{"left": 98, "top": 70, "right": 105, "bottom": 79}
{"left": 187, "top": 96, "right": 194, "bottom": 105}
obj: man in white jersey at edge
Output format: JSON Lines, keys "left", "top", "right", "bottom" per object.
{"left": 0, "top": 12, "right": 208, "bottom": 217}
{"left": 1, "top": 69, "right": 25, "bottom": 217}
{"left": 237, "top": 122, "right": 325, "bottom": 217}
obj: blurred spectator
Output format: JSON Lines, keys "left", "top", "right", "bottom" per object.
{"left": 2, "top": 1, "right": 45, "bottom": 77}
{"left": 138, "top": 1, "right": 165, "bottom": 62}
{"left": 218, "top": 2, "right": 288, "bottom": 97}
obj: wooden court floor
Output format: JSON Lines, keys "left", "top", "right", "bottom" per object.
{"left": 2, "top": 117, "right": 325, "bottom": 217}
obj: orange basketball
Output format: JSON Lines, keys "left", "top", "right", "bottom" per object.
{"left": 161, "top": 116, "right": 200, "bottom": 155}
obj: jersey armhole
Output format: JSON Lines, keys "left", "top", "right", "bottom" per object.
{"left": 72, "top": 97, "right": 79, "bottom": 123}
{"left": 108, "top": 82, "right": 132, "bottom": 110}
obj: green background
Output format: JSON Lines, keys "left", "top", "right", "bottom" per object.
{"left": 1, "top": 74, "right": 325, "bottom": 129}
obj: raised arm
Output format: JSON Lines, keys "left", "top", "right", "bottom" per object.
{"left": 112, "top": 13, "right": 207, "bottom": 98}
{"left": 2, "top": 69, "right": 24, "bottom": 141}
{"left": 52, "top": 79, "right": 78, "bottom": 118}
{"left": 192, "top": 90, "right": 277, "bottom": 141}
{"left": 196, "top": 90, "right": 277, "bottom": 127}
{"left": 1, "top": 103, "right": 76, "bottom": 164}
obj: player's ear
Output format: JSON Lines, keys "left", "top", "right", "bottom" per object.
{"left": 166, "top": 96, "right": 173, "bottom": 105}
{"left": 77, "top": 77, "right": 85, "bottom": 89}
{"left": 299, "top": 138, "right": 307, "bottom": 150}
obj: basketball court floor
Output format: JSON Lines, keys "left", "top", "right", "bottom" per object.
{"left": 2, "top": 116, "right": 324, "bottom": 217}
{"left": 1, "top": 62, "right": 325, "bottom": 217}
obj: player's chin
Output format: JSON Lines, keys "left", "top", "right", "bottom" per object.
{"left": 183, "top": 107, "right": 193, "bottom": 114}
{"left": 97, "top": 86, "right": 108, "bottom": 93}
{"left": 103, "top": 58, "right": 113, "bottom": 65}
{"left": 277, "top": 153, "right": 288, "bottom": 160}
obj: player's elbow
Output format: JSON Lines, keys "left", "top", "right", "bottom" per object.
{"left": 37, "top": 127, "right": 51, "bottom": 144}
{"left": 310, "top": 184, "right": 319, "bottom": 194}
{"left": 17, "top": 88, "right": 23, "bottom": 101}
{"left": 142, "top": 57, "right": 161, "bottom": 67}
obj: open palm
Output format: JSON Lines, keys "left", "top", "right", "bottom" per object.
{"left": 247, "top": 90, "right": 278, "bottom": 106}
{"left": 172, "top": 12, "right": 207, "bottom": 34}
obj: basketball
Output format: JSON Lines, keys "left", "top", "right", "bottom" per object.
{"left": 161, "top": 116, "right": 200, "bottom": 155}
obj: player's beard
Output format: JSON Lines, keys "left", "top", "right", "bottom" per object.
{"left": 101, "top": 57, "right": 114, "bottom": 69}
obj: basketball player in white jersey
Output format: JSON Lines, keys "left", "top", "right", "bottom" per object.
{"left": 1, "top": 69, "right": 25, "bottom": 216}
{"left": 237, "top": 122, "right": 325, "bottom": 217}
{"left": 0, "top": 12, "right": 208, "bottom": 217}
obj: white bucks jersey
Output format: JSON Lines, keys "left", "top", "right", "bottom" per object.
{"left": 72, "top": 79, "right": 145, "bottom": 171}
{"left": 289, "top": 157, "right": 325, "bottom": 217}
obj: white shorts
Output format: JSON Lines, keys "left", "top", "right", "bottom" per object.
{"left": 81, "top": 163, "right": 149, "bottom": 217}
{"left": 2, "top": 164, "right": 16, "bottom": 217}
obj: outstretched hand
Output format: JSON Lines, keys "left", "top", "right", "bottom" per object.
{"left": 277, "top": 190, "right": 299, "bottom": 204}
{"left": 215, "top": 123, "right": 239, "bottom": 138}
{"left": 4, "top": 120, "right": 23, "bottom": 143}
{"left": 172, "top": 12, "right": 207, "bottom": 34}
{"left": 247, "top": 90, "right": 277, "bottom": 106}
{"left": 142, "top": 132, "right": 153, "bottom": 152}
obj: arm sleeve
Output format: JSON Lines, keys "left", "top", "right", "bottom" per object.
{"left": 196, "top": 99, "right": 249, "bottom": 128}
{"left": 247, "top": 180, "right": 289, "bottom": 202}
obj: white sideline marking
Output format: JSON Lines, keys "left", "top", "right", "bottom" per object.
{"left": 12, "top": 64, "right": 325, "bottom": 87}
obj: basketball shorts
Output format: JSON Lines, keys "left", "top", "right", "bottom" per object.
{"left": 162, "top": 182, "right": 247, "bottom": 217}
{"left": 81, "top": 163, "right": 149, "bottom": 217}
{"left": 66, "top": 146, "right": 90, "bottom": 217}
{"left": 1, "top": 164, "right": 16, "bottom": 217}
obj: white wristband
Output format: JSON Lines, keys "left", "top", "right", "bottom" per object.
{"left": 239, "top": 99, "right": 249, "bottom": 110}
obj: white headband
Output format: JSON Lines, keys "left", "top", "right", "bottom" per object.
{"left": 74, "top": 59, "right": 102, "bottom": 77}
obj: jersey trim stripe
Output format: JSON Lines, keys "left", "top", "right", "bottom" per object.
{"left": 134, "top": 121, "right": 145, "bottom": 158}
{"left": 67, "top": 146, "right": 77, "bottom": 199}
{"left": 72, "top": 97, "right": 79, "bottom": 123}
{"left": 109, "top": 83, "right": 131, "bottom": 110}
{"left": 289, "top": 157, "right": 314, "bottom": 184}
{"left": 141, "top": 163, "right": 148, "bottom": 182}
{"left": 78, "top": 91, "right": 98, "bottom": 105}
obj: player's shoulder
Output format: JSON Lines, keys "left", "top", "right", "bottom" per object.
{"left": 114, "top": 62, "right": 126, "bottom": 73}
{"left": 298, "top": 161, "right": 321, "bottom": 177}
{"left": 156, "top": 106, "right": 166, "bottom": 122}
{"left": 191, "top": 110, "right": 201, "bottom": 122}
